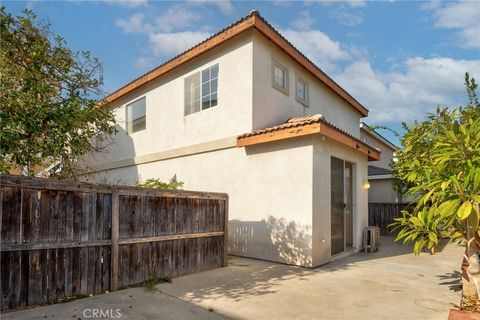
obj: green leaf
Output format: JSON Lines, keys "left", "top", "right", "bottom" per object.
{"left": 414, "top": 239, "right": 424, "bottom": 255}
{"left": 441, "top": 180, "right": 450, "bottom": 191}
{"left": 423, "top": 189, "right": 435, "bottom": 205}
{"left": 472, "top": 195, "right": 480, "bottom": 203}
{"left": 438, "top": 199, "right": 460, "bottom": 219}
{"left": 468, "top": 205, "right": 479, "bottom": 230}
{"left": 410, "top": 216, "right": 423, "bottom": 227}
{"left": 428, "top": 232, "right": 438, "bottom": 244}
{"left": 457, "top": 201, "right": 473, "bottom": 220}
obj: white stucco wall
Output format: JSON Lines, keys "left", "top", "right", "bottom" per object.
{"left": 251, "top": 31, "right": 363, "bottom": 138}
{"left": 360, "top": 129, "right": 395, "bottom": 169}
{"left": 312, "top": 136, "right": 369, "bottom": 266}
{"left": 368, "top": 179, "right": 401, "bottom": 203}
{"left": 83, "top": 31, "right": 254, "bottom": 170}
{"left": 83, "top": 137, "right": 315, "bottom": 267}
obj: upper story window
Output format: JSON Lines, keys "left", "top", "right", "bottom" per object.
{"left": 296, "top": 77, "right": 309, "bottom": 106}
{"left": 272, "top": 60, "right": 288, "bottom": 94}
{"left": 126, "top": 97, "right": 146, "bottom": 133}
{"left": 185, "top": 64, "right": 219, "bottom": 115}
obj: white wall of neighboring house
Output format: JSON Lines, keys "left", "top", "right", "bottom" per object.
{"left": 81, "top": 29, "right": 371, "bottom": 267}
{"left": 368, "top": 179, "right": 400, "bottom": 203}
{"left": 251, "top": 31, "right": 362, "bottom": 138}
{"left": 360, "top": 126, "right": 401, "bottom": 203}
{"left": 360, "top": 129, "right": 395, "bottom": 170}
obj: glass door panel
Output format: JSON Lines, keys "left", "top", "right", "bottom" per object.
{"left": 331, "top": 157, "right": 345, "bottom": 255}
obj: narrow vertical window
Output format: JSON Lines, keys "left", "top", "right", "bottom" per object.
{"left": 126, "top": 97, "right": 146, "bottom": 133}
{"left": 272, "top": 60, "right": 288, "bottom": 94}
{"left": 201, "top": 64, "right": 218, "bottom": 110}
{"left": 296, "top": 77, "right": 309, "bottom": 106}
{"left": 184, "top": 64, "right": 219, "bottom": 115}
{"left": 184, "top": 72, "right": 200, "bottom": 116}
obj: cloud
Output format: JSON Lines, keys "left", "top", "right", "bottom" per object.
{"left": 280, "top": 28, "right": 352, "bottom": 72}
{"left": 154, "top": 6, "right": 201, "bottom": 32}
{"left": 115, "top": 6, "right": 211, "bottom": 69}
{"left": 313, "top": 0, "right": 366, "bottom": 8}
{"left": 104, "top": 0, "right": 147, "bottom": 8}
{"left": 426, "top": 1, "right": 480, "bottom": 48}
{"left": 331, "top": 7, "right": 363, "bottom": 26}
{"left": 148, "top": 31, "right": 211, "bottom": 57}
{"left": 290, "top": 11, "right": 314, "bottom": 30}
{"left": 345, "top": 0, "right": 366, "bottom": 8}
{"left": 115, "top": 13, "right": 145, "bottom": 34}
{"left": 188, "top": 0, "right": 235, "bottom": 15}
{"left": 335, "top": 57, "right": 480, "bottom": 122}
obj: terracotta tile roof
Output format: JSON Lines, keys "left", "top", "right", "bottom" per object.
{"left": 103, "top": 10, "right": 368, "bottom": 117}
{"left": 237, "top": 114, "right": 380, "bottom": 161}
{"left": 238, "top": 114, "right": 324, "bottom": 138}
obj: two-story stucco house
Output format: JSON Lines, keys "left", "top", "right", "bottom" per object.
{"left": 81, "top": 11, "right": 380, "bottom": 268}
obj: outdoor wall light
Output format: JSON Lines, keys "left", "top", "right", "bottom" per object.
{"left": 362, "top": 181, "right": 371, "bottom": 190}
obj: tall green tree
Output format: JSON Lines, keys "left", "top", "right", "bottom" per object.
{"left": 0, "top": 7, "right": 116, "bottom": 178}
{"left": 391, "top": 73, "right": 480, "bottom": 262}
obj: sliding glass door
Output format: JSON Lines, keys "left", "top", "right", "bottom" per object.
{"left": 331, "top": 157, "right": 345, "bottom": 255}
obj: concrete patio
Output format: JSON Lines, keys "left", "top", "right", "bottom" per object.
{"left": 2, "top": 237, "right": 463, "bottom": 320}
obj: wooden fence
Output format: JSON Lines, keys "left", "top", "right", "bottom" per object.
{"left": 368, "top": 202, "right": 414, "bottom": 236}
{"left": 0, "top": 174, "right": 228, "bottom": 311}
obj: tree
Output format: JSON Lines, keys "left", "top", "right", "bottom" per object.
{"left": 391, "top": 73, "right": 480, "bottom": 293}
{"left": 0, "top": 8, "right": 116, "bottom": 178}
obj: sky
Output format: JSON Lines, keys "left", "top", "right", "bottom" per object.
{"left": 4, "top": 0, "right": 480, "bottom": 144}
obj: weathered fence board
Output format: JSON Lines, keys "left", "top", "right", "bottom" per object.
{"left": 368, "top": 202, "right": 414, "bottom": 236}
{"left": 0, "top": 174, "right": 228, "bottom": 311}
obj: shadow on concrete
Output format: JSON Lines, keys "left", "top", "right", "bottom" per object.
{"left": 170, "top": 257, "right": 314, "bottom": 303}
{"left": 159, "top": 237, "right": 464, "bottom": 318}
{"left": 163, "top": 237, "right": 427, "bottom": 304}
{"left": 437, "top": 270, "right": 462, "bottom": 292}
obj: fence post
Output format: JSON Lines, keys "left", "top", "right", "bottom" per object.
{"left": 222, "top": 197, "right": 229, "bottom": 267}
{"left": 110, "top": 188, "right": 119, "bottom": 291}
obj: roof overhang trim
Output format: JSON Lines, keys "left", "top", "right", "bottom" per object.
{"left": 237, "top": 122, "right": 380, "bottom": 161}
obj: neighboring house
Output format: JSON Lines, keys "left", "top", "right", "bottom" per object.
{"left": 359, "top": 123, "right": 402, "bottom": 203}
{"left": 80, "top": 11, "right": 380, "bottom": 268}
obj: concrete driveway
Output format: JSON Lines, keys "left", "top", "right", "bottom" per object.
{"left": 158, "top": 237, "right": 463, "bottom": 320}
{"left": 2, "top": 237, "right": 463, "bottom": 320}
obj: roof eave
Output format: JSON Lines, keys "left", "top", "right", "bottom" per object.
{"left": 103, "top": 11, "right": 369, "bottom": 118}
{"left": 237, "top": 122, "right": 380, "bottom": 161}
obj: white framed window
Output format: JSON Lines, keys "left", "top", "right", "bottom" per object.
{"left": 126, "top": 97, "right": 146, "bottom": 133}
{"left": 272, "top": 59, "right": 288, "bottom": 94}
{"left": 185, "top": 64, "right": 219, "bottom": 115}
{"left": 296, "top": 76, "right": 309, "bottom": 106}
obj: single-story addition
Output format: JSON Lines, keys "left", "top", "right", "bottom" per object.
{"left": 80, "top": 10, "right": 380, "bottom": 267}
